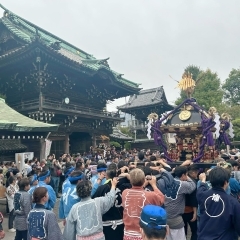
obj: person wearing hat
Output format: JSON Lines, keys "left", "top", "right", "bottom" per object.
{"left": 59, "top": 170, "right": 83, "bottom": 226}
{"left": 140, "top": 205, "right": 168, "bottom": 240}
{"left": 91, "top": 163, "right": 107, "bottom": 196}
{"left": 36, "top": 170, "right": 56, "bottom": 210}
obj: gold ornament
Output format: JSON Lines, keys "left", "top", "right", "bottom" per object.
{"left": 148, "top": 113, "right": 159, "bottom": 121}
{"left": 221, "top": 113, "right": 231, "bottom": 121}
{"left": 176, "top": 72, "right": 196, "bottom": 98}
{"left": 179, "top": 110, "right": 191, "bottom": 121}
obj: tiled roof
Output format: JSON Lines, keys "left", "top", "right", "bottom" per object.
{"left": 0, "top": 4, "right": 140, "bottom": 90}
{"left": 0, "top": 139, "right": 27, "bottom": 152}
{"left": 0, "top": 98, "right": 58, "bottom": 132}
{"left": 110, "top": 127, "right": 133, "bottom": 140}
{"left": 118, "top": 86, "right": 172, "bottom": 110}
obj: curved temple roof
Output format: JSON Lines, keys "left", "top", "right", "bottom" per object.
{"left": 110, "top": 127, "right": 133, "bottom": 141}
{"left": 0, "top": 4, "right": 140, "bottom": 91}
{"left": 118, "top": 86, "right": 173, "bottom": 110}
{"left": 0, "top": 98, "right": 58, "bottom": 132}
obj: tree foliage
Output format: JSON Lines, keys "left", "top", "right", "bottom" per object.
{"left": 109, "top": 141, "right": 121, "bottom": 148}
{"left": 119, "top": 126, "right": 133, "bottom": 137}
{"left": 124, "top": 141, "right": 131, "bottom": 150}
{"left": 185, "top": 65, "right": 202, "bottom": 80}
{"left": 193, "top": 69, "right": 223, "bottom": 110}
{"left": 175, "top": 65, "right": 202, "bottom": 105}
{"left": 175, "top": 66, "right": 223, "bottom": 110}
{"left": 232, "top": 118, "right": 240, "bottom": 140}
{"left": 217, "top": 104, "right": 240, "bottom": 120}
{"left": 222, "top": 68, "right": 240, "bottom": 105}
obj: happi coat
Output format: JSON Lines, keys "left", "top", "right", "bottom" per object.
{"left": 27, "top": 204, "right": 64, "bottom": 240}
{"left": 63, "top": 189, "right": 116, "bottom": 240}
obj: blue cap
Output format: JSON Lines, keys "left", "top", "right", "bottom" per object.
{"left": 140, "top": 205, "right": 167, "bottom": 230}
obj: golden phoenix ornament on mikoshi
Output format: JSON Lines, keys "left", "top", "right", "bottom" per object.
{"left": 176, "top": 72, "right": 196, "bottom": 98}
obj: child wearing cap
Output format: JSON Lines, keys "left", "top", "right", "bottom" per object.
{"left": 140, "top": 205, "right": 168, "bottom": 240}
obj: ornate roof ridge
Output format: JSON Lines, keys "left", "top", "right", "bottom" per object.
{"left": 0, "top": 4, "right": 141, "bottom": 90}
{"left": 117, "top": 86, "right": 173, "bottom": 110}
{"left": 0, "top": 4, "right": 94, "bottom": 60}
{"left": 0, "top": 44, "right": 29, "bottom": 60}
{"left": 0, "top": 4, "right": 140, "bottom": 90}
{"left": 140, "top": 86, "right": 163, "bottom": 94}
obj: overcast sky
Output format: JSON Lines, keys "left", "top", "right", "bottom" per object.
{"left": 1, "top": 0, "right": 240, "bottom": 111}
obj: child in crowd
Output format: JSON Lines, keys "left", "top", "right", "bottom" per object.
{"left": 140, "top": 205, "right": 168, "bottom": 240}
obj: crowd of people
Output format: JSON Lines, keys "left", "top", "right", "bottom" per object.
{"left": 0, "top": 146, "right": 240, "bottom": 239}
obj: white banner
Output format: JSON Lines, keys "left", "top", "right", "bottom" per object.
{"left": 45, "top": 139, "right": 52, "bottom": 159}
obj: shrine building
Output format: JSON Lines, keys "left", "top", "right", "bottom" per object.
{"left": 0, "top": 5, "right": 141, "bottom": 158}
{"left": 118, "top": 86, "right": 173, "bottom": 150}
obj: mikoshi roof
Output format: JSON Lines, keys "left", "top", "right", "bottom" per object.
{"left": 110, "top": 127, "right": 133, "bottom": 141}
{"left": 0, "top": 4, "right": 140, "bottom": 91}
{"left": 118, "top": 86, "right": 173, "bottom": 110}
{"left": 0, "top": 98, "right": 59, "bottom": 132}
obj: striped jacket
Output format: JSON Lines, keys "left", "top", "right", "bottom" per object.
{"left": 14, "top": 190, "right": 32, "bottom": 230}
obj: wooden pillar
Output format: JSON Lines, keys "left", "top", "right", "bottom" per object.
{"left": 40, "top": 138, "right": 46, "bottom": 160}
{"left": 92, "top": 134, "right": 96, "bottom": 148}
{"left": 64, "top": 134, "right": 69, "bottom": 154}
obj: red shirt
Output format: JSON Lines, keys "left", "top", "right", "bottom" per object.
{"left": 122, "top": 186, "right": 164, "bottom": 234}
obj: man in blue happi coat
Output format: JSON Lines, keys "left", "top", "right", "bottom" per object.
{"left": 59, "top": 170, "right": 84, "bottom": 225}
{"left": 36, "top": 170, "right": 56, "bottom": 210}
{"left": 91, "top": 163, "right": 107, "bottom": 196}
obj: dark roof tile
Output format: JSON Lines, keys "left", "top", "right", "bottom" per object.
{"left": 118, "top": 86, "right": 171, "bottom": 110}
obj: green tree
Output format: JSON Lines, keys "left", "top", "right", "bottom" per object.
{"left": 222, "top": 68, "right": 240, "bottom": 105}
{"left": 193, "top": 69, "right": 223, "bottom": 110}
{"left": 185, "top": 65, "right": 202, "bottom": 80}
{"left": 175, "top": 67, "right": 223, "bottom": 110}
{"left": 124, "top": 141, "right": 131, "bottom": 150}
{"left": 232, "top": 118, "right": 240, "bottom": 140}
{"left": 175, "top": 65, "right": 202, "bottom": 105}
{"left": 217, "top": 104, "right": 240, "bottom": 120}
{"left": 119, "top": 126, "right": 133, "bottom": 137}
{"left": 109, "top": 141, "right": 121, "bottom": 148}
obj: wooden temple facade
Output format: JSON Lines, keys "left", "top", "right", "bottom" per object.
{"left": 118, "top": 86, "right": 173, "bottom": 150}
{"left": 0, "top": 5, "right": 140, "bottom": 158}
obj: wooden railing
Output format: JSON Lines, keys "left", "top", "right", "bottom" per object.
{"left": 11, "top": 99, "right": 121, "bottom": 119}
